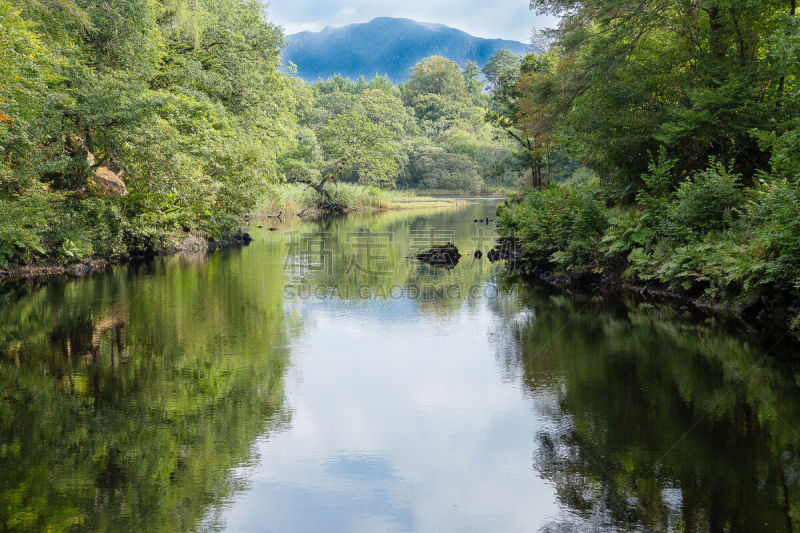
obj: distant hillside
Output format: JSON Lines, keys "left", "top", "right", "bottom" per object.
{"left": 283, "top": 17, "right": 531, "bottom": 83}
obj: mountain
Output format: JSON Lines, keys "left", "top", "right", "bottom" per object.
{"left": 283, "top": 17, "right": 530, "bottom": 83}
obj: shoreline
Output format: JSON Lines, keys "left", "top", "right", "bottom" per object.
{"left": 0, "top": 199, "right": 468, "bottom": 284}
{"left": 0, "top": 232, "right": 253, "bottom": 283}
{"left": 507, "top": 264, "right": 795, "bottom": 338}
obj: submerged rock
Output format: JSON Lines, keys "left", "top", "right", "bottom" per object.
{"left": 416, "top": 243, "right": 461, "bottom": 268}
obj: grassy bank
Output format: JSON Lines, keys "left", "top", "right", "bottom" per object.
{"left": 257, "top": 183, "right": 458, "bottom": 217}
{"left": 497, "top": 167, "right": 800, "bottom": 330}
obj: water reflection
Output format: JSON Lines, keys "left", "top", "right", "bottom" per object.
{"left": 2, "top": 201, "right": 800, "bottom": 532}
{"left": 0, "top": 239, "right": 295, "bottom": 532}
{"left": 493, "top": 281, "right": 800, "bottom": 532}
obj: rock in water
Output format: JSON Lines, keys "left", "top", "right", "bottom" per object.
{"left": 416, "top": 243, "right": 461, "bottom": 268}
{"left": 487, "top": 237, "right": 519, "bottom": 262}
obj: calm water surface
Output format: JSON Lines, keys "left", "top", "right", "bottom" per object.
{"left": 2, "top": 201, "right": 800, "bottom": 532}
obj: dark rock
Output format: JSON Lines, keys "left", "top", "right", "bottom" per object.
{"left": 416, "top": 243, "right": 461, "bottom": 268}
{"left": 487, "top": 237, "right": 520, "bottom": 263}
{"left": 474, "top": 250, "right": 483, "bottom": 259}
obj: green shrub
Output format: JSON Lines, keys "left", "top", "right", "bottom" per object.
{"left": 664, "top": 161, "right": 743, "bottom": 238}
{"left": 0, "top": 194, "right": 130, "bottom": 268}
{"left": 500, "top": 181, "right": 608, "bottom": 269}
{"left": 0, "top": 194, "right": 51, "bottom": 268}
{"left": 743, "top": 179, "right": 800, "bottom": 293}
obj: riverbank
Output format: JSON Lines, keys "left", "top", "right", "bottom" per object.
{"left": 504, "top": 261, "right": 790, "bottom": 334}
{"left": 0, "top": 232, "right": 254, "bottom": 282}
{"left": 495, "top": 179, "right": 800, "bottom": 332}
{"left": 257, "top": 183, "right": 459, "bottom": 218}
{"left": 0, "top": 185, "right": 465, "bottom": 282}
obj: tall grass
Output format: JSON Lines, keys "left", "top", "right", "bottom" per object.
{"left": 257, "top": 183, "right": 455, "bottom": 215}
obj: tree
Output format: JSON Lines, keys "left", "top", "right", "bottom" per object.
{"left": 1, "top": 0, "right": 299, "bottom": 266}
{"left": 486, "top": 52, "right": 557, "bottom": 188}
{"left": 406, "top": 144, "right": 483, "bottom": 193}
{"left": 527, "top": 0, "right": 795, "bottom": 193}
{"left": 482, "top": 49, "right": 520, "bottom": 90}
{"left": 402, "top": 56, "right": 472, "bottom": 124}
{"left": 291, "top": 112, "right": 396, "bottom": 202}
{"left": 462, "top": 60, "right": 486, "bottom": 105}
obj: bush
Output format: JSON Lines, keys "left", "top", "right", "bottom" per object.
{"left": 0, "top": 194, "right": 128, "bottom": 268}
{"left": 602, "top": 159, "right": 746, "bottom": 285}
{"left": 0, "top": 194, "right": 51, "bottom": 268}
{"left": 499, "top": 181, "right": 608, "bottom": 269}
{"left": 405, "top": 145, "right": 484, "bottom": 193}
{"left": 664, "top": 161, "right": 743, "bottom": 238}
{"left": 743, "top": 179, "right": 800, "bottom": 295}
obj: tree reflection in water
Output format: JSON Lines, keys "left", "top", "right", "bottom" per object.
{"left": 0, "top": 245, "right": 295, "bottom": 532}
{"left": 492, "top": 282, "right": 800, "bottom": 532}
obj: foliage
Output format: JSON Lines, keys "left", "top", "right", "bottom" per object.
{"left": 481, "top": 49, "right": 519, "bottom": 90}
{"left": 317, "top": 112, "right": 397, "bottom": 187}
{"left": 405, "top": 145, "right": 483, "bottom": 193}
{"left": 525, "top": 0, "right": 798, "bottom": 191}
{"left": 282, "top": 56, "right": 525, "bottom": 207}
{"left": 492, "top": 0, "right": 800, "bottom": 327}
{"left": 0, "top": 0, "right": 297, "bottom": 269}
{"left": 499, "top": 181, "right": 608, "bottom": 269}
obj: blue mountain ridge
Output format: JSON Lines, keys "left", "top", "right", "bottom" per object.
{"left": 283, "top": 17, "right": 530, "bottom": 83}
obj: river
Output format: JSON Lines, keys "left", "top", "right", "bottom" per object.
{"left": 1, "top": 200, "right": 799, "bottom": 532}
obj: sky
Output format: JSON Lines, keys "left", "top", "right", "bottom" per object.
{"left": 265, "top": 0, "right": 558, "bottom": 43}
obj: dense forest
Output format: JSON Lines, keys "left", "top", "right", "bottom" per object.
{"left": 495, "top": 0, "right": 800, "bottom": 328}
{"left": 0, "top": 0, "right": 525, "bottom": 271}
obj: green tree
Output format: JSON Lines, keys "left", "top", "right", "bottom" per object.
{"left": 290, "top": 112, "right": 397, "bottom": 207}
{"left": 486, "top": 52, "right": 557, "bottom": 188}
{"left": 461, "top": 60, "right": 486, "bottom": 105}
{"left": 402, "top": 56, "right": 471, "bottom": 124}
{"left": 481, "top": 49, "right": 520, "bottom": 90}
{"left": 528, "top": 0, "right": 795, "bottom": 192}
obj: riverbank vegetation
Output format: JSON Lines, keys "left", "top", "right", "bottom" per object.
{"left": 0, "top": 0, "right": 532, "bottom": 272}
{"left": 1, "top": 0, "right": 299, "bottom": 270}
{"left": 494, "top": 0, "right": 800, "bottom": 327}
{"left": 258, "top": 183, "right": 457, "bottom": 216}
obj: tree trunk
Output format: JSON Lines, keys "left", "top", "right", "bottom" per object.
{"left": 707, "top": 5, "right": 723, "bottom": 57}
{"left": 778, "top": 0, "right": 797, "bottom": 105}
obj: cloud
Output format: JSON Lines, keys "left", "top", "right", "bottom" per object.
{"left": 281, "top": 7, "right": 360, "bottom": 35}
{"left": 265, "top": 0, "right": 557, "bottom": 42}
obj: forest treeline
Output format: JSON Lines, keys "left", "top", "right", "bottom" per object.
{"left": 495, "top": 0, "right": 800, "bottom": 327}
{"left": 0, "top": 0, "right": 528, "bottom": 270}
